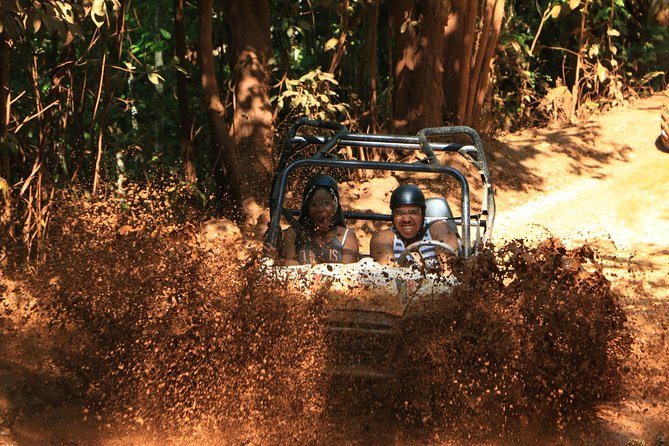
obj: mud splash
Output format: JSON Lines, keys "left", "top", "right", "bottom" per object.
{"left": 396, "top": 238, "right": 630, "bottom": 441}
{"left": 0, "top": 190, "right": 631, "bottom": 444}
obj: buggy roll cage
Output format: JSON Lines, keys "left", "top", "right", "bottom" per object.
{"left": 265, "top": 118, "right": 496, "bottom": 259}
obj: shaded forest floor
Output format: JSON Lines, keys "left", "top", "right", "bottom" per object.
{"left": 1, "top": 91, "right": 668, "bottom": 445}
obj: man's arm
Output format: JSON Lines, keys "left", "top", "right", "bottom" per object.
{"left": 428, "top": 220, "right": 460, "bottom": 255}
{"left": 369, "top": 229, "right": 395, "bottom": 265}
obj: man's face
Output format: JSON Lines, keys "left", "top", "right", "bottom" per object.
{"left": 392, "top": 204, "right": 423, "bottom": 240}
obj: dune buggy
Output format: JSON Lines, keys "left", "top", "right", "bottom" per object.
{"left": 263, "top": 118, "right": 495, "bottom": 379}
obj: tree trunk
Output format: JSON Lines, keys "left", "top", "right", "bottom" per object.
{"left": 389, "top": 0, "right": 417, "bottom": 133}
{"left": 456, "top": 0, "right": 477, "bottom": 125}
{"left": 222, "top": 0, "right": 274, "bottom": 208}
{"left": 174, "top": 0, "right": 196, "bottom": 183}
{"left": 443, "top": 0, "right": 504, "bottom": 129}
{"left": 463, "top": 0, "right": 504, "bottom": 128}
{"left": 389, "top": 0, "right": 448, "bottom": 133}
{"left": 0, "top": 37, "right": 10, "bottom": 184}
{"left": 443, "top": 0, "right": 465, "bottom": 118}
{"left": 328, "top": 0, "right": 350, "bottom": 74}
{"left": 198, "top": 0, "right": 243, "bottom": 210}
{"left": 409, "top": 0, "right": 448, "bottom": 132}
{"left": 92, "top": 0, "right": 126, "bottom": 196}
{"left": 367, "top": 0, "right": 380, "bottom": 132}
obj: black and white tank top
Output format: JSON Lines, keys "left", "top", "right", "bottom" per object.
{"left": 297, "top": 228, "right": 350, "bottom": 265}
{"left": 392, "top": 224, "right": 439, "bottom": 269}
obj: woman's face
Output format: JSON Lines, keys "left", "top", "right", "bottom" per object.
{"left": 307, "top": 188, "right": 336, "bottom": 232}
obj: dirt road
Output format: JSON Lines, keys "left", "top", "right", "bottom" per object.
{"left": 492, "top": 92, "right": 669, "bottom": 444}
{"left": 1, "top": 93, "right": 667, "bottom": 446}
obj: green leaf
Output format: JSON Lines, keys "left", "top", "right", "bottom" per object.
{"left": 160, "top": 28, "right": 171, "bottom": 39}
{"left": 92, "top": 12, "right": 105, "bottom": 27}
{"left": 147, "top": 72, "right": 164, "bottom": 85}
{"left": 32, "top": 12, "right": 42, "bottom": 33}
{"left": 588, "top": 44, "right": 600, "bottom": 58}
{"left": 550, "top": 5, "right": 561, "bottom": 19}
{"left": 92, "top": 0, "right": 106, "bottom": 16}
{"left": 300, "top": 70, "right": 317, "bottom": 81}
{"left": 638, "top": 71, "right": 665, "bottom": 85}
{"left": 334, "top": 104, "right": 347, "bottom": 113}
{"left": 0, "top": 176, "right": 10, "bottom": 198}
{"left": 56, "top": 1, "right": 75, "bottom": 24}
{"left": 596, "top": 62, "right": 607, "bottom": 83}
{"left": 324, "top": 37, "right": 338, "bottom": 52}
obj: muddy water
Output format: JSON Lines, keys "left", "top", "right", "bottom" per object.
{"left": 0, "top": 195, "right": 631, "bottom": 444}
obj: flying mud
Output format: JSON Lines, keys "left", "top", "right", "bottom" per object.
{"left": 0, "top": 189, "right": 630, "bottom": 444}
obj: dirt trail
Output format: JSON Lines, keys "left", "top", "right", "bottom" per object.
{"left": 493, "top": 92, "right": 669, "bottom": 443}
{"left": 1, "top": 93, "right": 668, "bottom": 445}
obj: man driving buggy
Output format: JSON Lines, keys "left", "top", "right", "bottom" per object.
{"left": 370, "top": 184, "right": 459, "bottom": 270}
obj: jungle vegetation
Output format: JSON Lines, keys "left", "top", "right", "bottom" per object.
{"left": 0, "top": 0, "right": 667, "bottom": 257}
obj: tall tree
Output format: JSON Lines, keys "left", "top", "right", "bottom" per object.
{"left": 390, "top": 0, "right": 504, "bottom": 131}
{"left": 462, "top": 0, "right": 504, "bottom": 128}
{"left": 222, "top": 0, "right": 274, "bottom": 210}
{"left": 174, "top": 0, "right": 196, "bottom": 183}
{"left": 443, "top": 0, "right": 505, "bottom": 128}
{"left": 0, "top": 36, "right": 9, "bottom": 184}
{"left": 389, "top": 0, "right": 449, "bottom": 133}
{"left": 198, "top": 0, "right": 243, "bottom": 210}
{"left": 389, "top": 0, "right": 416, "bottom": 133}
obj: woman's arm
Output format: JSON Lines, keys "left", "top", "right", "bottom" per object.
{"left": 341, "top": 227, "right": 360, "bottom": 264}
{"left": 280, "top": 227, "right": 300, "bottom": 266}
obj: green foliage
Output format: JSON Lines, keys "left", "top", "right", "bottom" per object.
{"left": 274, "top": 69, "right": 348, "bottom": 120}
{"left": 493, "top": 0, "right": 668, "bottom": 131}
{"left": 2, "top": 0, "right": 668, "bottom": 256}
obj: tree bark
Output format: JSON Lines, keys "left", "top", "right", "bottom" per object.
{"left": 470, "top": 0, "right": 504, "bottom": 129}
{"left": 443, "top": 0, "right": 465, "bottom": 118}
{"left": 222, "top": 0, "right": 274, "bottom": 206}
{"left": 367, "top": 0, "right": 380, "bottom": 132}
{"left": 388, "top": 0, "right": 417, "bottom": 133}
{"left": 456, "top": 0, "right": 478, "bottom": 125}
{"left": 571, "top": 0, "right": 590, "bottom": 121}
{"left": 0, "top": 37, "right": 10, "bottom": 183}
{"left": 389, "top": 0, "right": 448, "bottom": 133}
{"left": 409, "top": 0, "right": 448, "bottom": 132}
{"left": 198, "top": 0, "right": 243, "bottom": 209}
{"left": 174, "top": 0, "right": 196, "bottom": 183}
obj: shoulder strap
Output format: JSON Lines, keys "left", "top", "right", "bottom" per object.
{"left": 340, "top": 227, "right": 350, "bottom": 245}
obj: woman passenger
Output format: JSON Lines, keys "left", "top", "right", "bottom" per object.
{"left": 281, "top": 174, "right": 359, "bottom": 265}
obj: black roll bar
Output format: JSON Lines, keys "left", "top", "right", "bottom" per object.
{"left": 265, "top": 158, "right": 472, "bottom": 257}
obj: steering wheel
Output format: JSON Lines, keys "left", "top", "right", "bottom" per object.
{"left": 398, "top": 240, "right": 459, "bottom": 269}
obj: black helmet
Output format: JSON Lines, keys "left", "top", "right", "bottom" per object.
{"left": 390, "top": 184, "right": 426, "bottom": 210}
{"left": 303, "top": 174, "right": 339, "bottom": 199}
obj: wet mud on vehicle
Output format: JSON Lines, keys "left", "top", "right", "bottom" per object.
{"left": 263, "top": 118, "right": 496, "bottom": 381}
